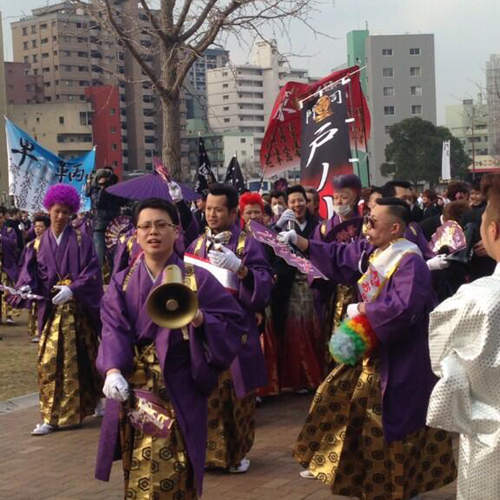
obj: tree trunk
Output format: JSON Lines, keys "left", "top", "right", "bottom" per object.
{"left": 161, "top": 93, "right": 183, "bottom": 181}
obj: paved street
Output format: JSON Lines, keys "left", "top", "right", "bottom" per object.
{"left": 0, "top": 391, "right": 456, "bottom": 500}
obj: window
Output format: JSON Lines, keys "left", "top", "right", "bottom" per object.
{"left": 411, "top": 104, "right": 422, "bottom": 115}
{"left": 410, "top": 66, "right": 421, "bottom": 77}
{"left": 223, "top": 106, "right": 229, "bottom": 111}
{"left": 22, "top": 27, "right": 27, "bottom": 36}
{"left": 23, "top": 41, "right": 28, "bottom": 50}
{"left": 409, "top": 48, "right": 421, "bottom": 55}
{"left": 224, "top": 118, "right": 230, "bottom": 123}
{"left": 382, "top": 48, "right": 393, "bottom": 56}
{"left": 41, "top": 38, "right": 48, "bottom": 44}
{"left": 110, "top": 126, "right": 116, "bottom": 134}
{"left": 40, "top": 23, "right": 47, "bottom": 29}
{"left": 240, "top": 138, "right": 246, "bottom": 143}
{"left": 24, "top": 56, "right": 29, "bottom": 63}
{"left": 410, "top": 85, "right": 422, "bottom": 96}
{"left": 112, "top": 144, "right": 118, "bottom": 151}
{"left": 223, "top": 83, "right": 229, "bottom": 88}
{"left": 223, "top": 95, "right": 229, "bottom": 100}
{"left": 32, "top": 40, "right": 37, "bottom": 48}
{"left": 383, "top": 86, "right": 395, "bottom": 97}
{"left": 110, "top": 108, "right": 116, "bottom": 115}
{"left": 385, "top": 125, "right": 392, "bottom": 134}
{"left": 59, "top": 116, "right": 64, "bottom": 124}
{"left": 31, "top": 25, "right": 36, "bottom": 34}
{"left": 382, "top": 67, "right": 393, "bottom": 77}
{"left": 32, "top": 55, "right": 38, "bottom": 63}
{"left": 384, "top": 106, "right": 395, "bottom": 115}
{"left": 42, "top": 53, "right": 49, "bottom": 59}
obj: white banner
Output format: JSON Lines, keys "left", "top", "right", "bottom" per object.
{"left": 441, "top": 140, "right": 451, "bottom": 181}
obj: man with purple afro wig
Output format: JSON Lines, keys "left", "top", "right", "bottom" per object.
{"left": 12, "top": 183, "right": 103, "bottom": 435}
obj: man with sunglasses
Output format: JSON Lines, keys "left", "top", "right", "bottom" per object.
{"left": 279, "top": 197, "right": 456, "bottom": 499}
{"left": 95, "top": 197, "right": 246, "bottom": 499}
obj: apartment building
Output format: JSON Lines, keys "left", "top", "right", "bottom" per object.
{"left": 0, "top": 12, "right": 9, "bottom": 192}
{"left": 486, "top": 54, "right": 500, "bottom": 157}
{"left": 348, "top": 31, "right": 437, "bottom": 185}
{"left": 10, "top": 1, "right": 159, "bottom": 172}
{"left": 206, "top": 41, "right": 311, "bottom": 170}
{"left": 4, "top": 62, "right": 44, "bottom": 105}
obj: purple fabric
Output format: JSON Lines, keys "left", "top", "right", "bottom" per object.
{"left": 405, "top": 222, "right": 435, "bottom": 260}
{"left": 15, "top": 225, "right": 103, "bottom": 335}
{"left": 106, "top": 174, "right": 199, "bottom": 202}
{"left": 1, "top": 225, "right": 19, "bottom": 284}
{"left": 95, "top": 253, "right": 246, "bottom": 495}
{"left": 308, "top": 238, "right": 438, "bottom": 443}
{"left": 187, "top": 224, "right": 273, "bottom": 397}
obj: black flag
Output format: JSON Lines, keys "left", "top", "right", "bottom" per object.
{"left": 195, "top": 138, "right": 216, "bottom": 193}
{"left": 224, "top": 156, "right": 245, "bottom": 193}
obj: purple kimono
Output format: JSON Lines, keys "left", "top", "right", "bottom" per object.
{"left": 95, "top": 253, "right": 246, "bottom": 494}
{"left": 405, "top": 221, "right": 434, "bottom": 260}
{"left": 308, "top": 237, "right": 438, "bottom": 443}
{"left": 15, "top": 225, "right": 102, "bottom": 334}
{"left": 187, "top": 225, "right": 273, "bottom": 397}
{"left": 1, "top": 224, "right": 19, "bottom": 284}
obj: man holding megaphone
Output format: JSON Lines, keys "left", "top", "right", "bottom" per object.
{"left": 95, "top": 198, "right": 247, "bottom": 499}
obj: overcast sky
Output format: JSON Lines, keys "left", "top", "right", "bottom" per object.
{"left": 2, "top": 0, "right": 499, "bottom": 124}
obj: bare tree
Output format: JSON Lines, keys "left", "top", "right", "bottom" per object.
{"left": 73, "top": 0, "right": 321, "bottom": 180}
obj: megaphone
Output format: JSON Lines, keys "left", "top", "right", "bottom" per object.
{"left": 146, "top": 265, "right": 198, "bottom": 330}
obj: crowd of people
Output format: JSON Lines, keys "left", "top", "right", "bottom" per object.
{"left": 2, "top": 172, "right": 500, "bottom": 500}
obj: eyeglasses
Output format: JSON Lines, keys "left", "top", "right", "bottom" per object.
{"left": 136, "top": 220, "right": 177, "bottom": 231}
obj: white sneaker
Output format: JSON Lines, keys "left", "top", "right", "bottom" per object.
{"left": 229, "top": 457, "right": 250, "bottom": 473}
{"left": 6, "top": 317, "right": 15, "bottom": 325}
{"left": 299, "top": 470, "right": 316, "bottom": 479}
{"left": 93, "top": 398, "right": 105, "bottom": 417}
{"left": 31, "top": 423, "right": 55, "bottom": 436}
{"left": 31, "top": 336, "right": 40, "bottom": 343}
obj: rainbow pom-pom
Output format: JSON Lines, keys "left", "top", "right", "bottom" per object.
{"left": 329, "top": 315, "right": 378, "bottom": 366}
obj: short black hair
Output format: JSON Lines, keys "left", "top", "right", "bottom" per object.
{"left": 0, "top": 206, "right": 6, "bottom": 216}
{"left": 133, "top": 198, "right": 179, "bottom": 226}
{"left": 33, "top": 214, "right": 50, "bottom": 227}
{"left": 208, "top": 183, "right": 239, "bottom": 210}
{"left": 286, "top": 184, "right": 307, "bottom": 201}
{"left": 382, "top": 180, "right": 412, "bottom": 197}
{"left": 376, "top": 197, "right": 411, "bottom": 225}
{"left": 270, "top": 190, "right": 287, "bottom": 202}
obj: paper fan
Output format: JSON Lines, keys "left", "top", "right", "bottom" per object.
{"left": 105, "top": 215, "right": 133, "bottom": 251}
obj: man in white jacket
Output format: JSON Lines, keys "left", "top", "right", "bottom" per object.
{"left": 427, "top": 173, "right": 500, "bottom": 500}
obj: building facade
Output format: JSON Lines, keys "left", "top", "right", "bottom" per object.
{"left": 4, "top": 62, "right": 44, "bottom": 105}
{"left": 0, "top": 12, "right": 9, "bottom": 193}
{"left": 445, "top": 96, "right": 489, "bottom": 165}
{"left": 10, "top": 1, "right": 159, "bottom": 173}
{"left": 206, "top": 41, "right": 311, "bottom": 174}
{"left": 486, "top": 54, "right": 500, "bottom": 157}
{"left": 348, "top": 31, "right": 437, "bottom": 185}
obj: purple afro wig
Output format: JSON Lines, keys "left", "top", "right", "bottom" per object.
{"left": 43, "top": 184, "right": 80, "bottom": 213}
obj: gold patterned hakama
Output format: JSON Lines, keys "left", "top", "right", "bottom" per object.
{"left": 205, "top": 370, "right": 256, "bottom": 469}
{"left": 38, "top": 300, "right": 100, "bottom": 427}
{"left": 0, "top": 271, "right": 20, "bottom": 323}
{"left": 293, "top": 358, "right": 456, "bottom": 500}
{"left": 120, "top": 344, "right": 197, "bottom": 500}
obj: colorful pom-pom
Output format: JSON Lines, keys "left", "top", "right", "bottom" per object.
{"left": 328, "top": 314, "right": 378, "bottom": 365}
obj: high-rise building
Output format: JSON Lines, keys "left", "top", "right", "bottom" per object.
{"left": 10, "top": 1, "right": 159, "bottom": 173}
{"left": 347, "top": 31, "right": 437, "bottom": 185}
{"left": 206, "top": 40, "right": 311, "bottom": 177}
{"left": 486, "top": 54, "right": 500, "bottom": 157}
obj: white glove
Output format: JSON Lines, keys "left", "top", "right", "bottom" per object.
{"left": 102, "top": 372, "right": 129, "bottom": 401}
{"left": 208, "top": 246, "right": 242, "bottom": 273}
{"left": 426, "top": 254, "right": 450, "bottom": 271}
{"left": 275, "top": 208, "right": 297, "bottom": 229}
{"left": 52, "top": 285, "right": 73, "bottom": 305}
{"left": 277, "top": 229, "right": 297, "bottom": 245}
{"left": 346, "top": 303, "right": 360, "bottom": 319}
{"left": 168, "top": 181, "right": 183, "bottom": 203}
{"left": 19, "top": 285, "right": 32, "bottom": 294}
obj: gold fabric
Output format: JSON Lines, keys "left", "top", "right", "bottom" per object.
{"left": 121, "top": 344, "right": 197, "bottom": 500}
{"left": 293, "top": 358, "right": 456, "bottom": 500}
{"left": 0, "top": 272, "right": 20, "bottom": 322}
{"left": 205, "top": 370, "right": 256, "bottom": 469}
{"left": 29, "top": 301, "right": 38, "bottom": 338}
{"left": 38, "top": 299, "right": 100, "bottom": 427}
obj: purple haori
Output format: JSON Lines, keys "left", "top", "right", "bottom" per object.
{"left": 308, "top": 237, "right": 438, "bottom": 443}
{"left": 187, "top": 224, "right": 273, "bottom": 398}
{"left": 95, "top": 253, "right": 246, "bottom": 495}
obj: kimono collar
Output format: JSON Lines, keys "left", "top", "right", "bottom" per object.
{"left": 51, "top": 225, "right": 69, "bottom": 246}
{"left": 140, "top": 252, "right": 184, "bottom": 285}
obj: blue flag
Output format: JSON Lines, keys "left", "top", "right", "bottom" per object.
{"left": 5, "top": 118, "right": 94, "bottom": 212}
